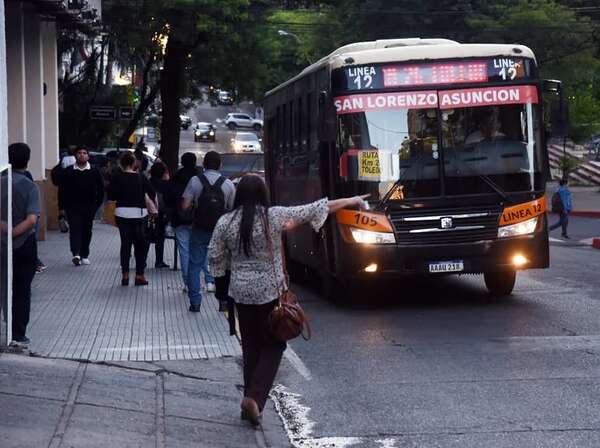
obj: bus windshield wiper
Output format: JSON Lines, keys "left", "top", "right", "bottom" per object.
{"left": 476, "top": 174, "right": 508, "bottom": 200}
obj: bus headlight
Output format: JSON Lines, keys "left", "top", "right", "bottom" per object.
{"left": 498, "top": 217, "right": 538, "bottom": 238}
{"left": 350, "top": 228, "right": 396, "bottom": 244}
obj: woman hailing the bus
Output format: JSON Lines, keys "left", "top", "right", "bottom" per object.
{"left": 208, "top": 174, "right": 368, "bottom": 426}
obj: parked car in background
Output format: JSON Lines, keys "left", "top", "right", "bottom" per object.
{"left": 194, "top": 122, "right": 216, "bottom": 142}
{"left": 217, "top": 90, "right": 234, "bottom": 105}
{"left": 230, "top": 132, "right": 262, "bottom": 153}
{"left": 179, "top": 114, "right": 192, "bottom": 129}
{"left": 101, "top": 148, "right": 157, "bottom": 174}
{"left": 89, "top": 151, "right": 109, "bottom": 170}
{"left": 585, "top": 133, "right": 600, "bottom": 159}
{"left": 224, "top": 113, "right": 263, "bottom": 131}
{"left": 219, "top": 152, "right": 265, "bottom": 184}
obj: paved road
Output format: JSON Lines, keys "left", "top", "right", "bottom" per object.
{"left": 273, "top": 240, "right": 600, "bottom": 447}
{"left": 179, "top": 100, "right": 259, "bottom": 159}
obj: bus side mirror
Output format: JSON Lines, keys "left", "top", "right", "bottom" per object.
{"left": 318, "top": 90, "right": 327, "bottom": 105}
{"left": 543, "top": 79, "right": 562, "bottom": 94}
{"left": 318, "top": 90, "right": 337, "bottom": 141}
{"left": 543, "top": 79, "right": 568, "bottom": 139}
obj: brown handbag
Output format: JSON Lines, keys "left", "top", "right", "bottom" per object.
{"left": 266, "top": 235, "right": 311, "bottom": 342}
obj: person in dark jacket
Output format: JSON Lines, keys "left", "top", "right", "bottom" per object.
{"left": 149, "top": 161, "right": 170, "bottom": 268}
{"left": 61, "top": 146, "right": 104, "bottom": 266}
{"left": 165, "top": 152, "right": 200, "bottom": 290}
{"left": 549, "top": 178, "right": 573, "bottom": 239}
{"left": 6, "top": 143, "right": 41, "bottom": 346}
{"left": 107, "top": 152, "right": 156, "bottom": 286}
{"left": 22, "top": 170, "right": 46, "bottom": 273}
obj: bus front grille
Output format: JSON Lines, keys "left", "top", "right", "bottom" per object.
{"left": 389, "top": 206, "right": 502, "bottom": 245}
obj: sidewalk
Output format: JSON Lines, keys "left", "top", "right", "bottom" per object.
{"left": 546, "top": 183, "right": 600, "bottom": 248}
{"left": 1, "top": 224, "right": 290, "bottom": 447}
{"left": 548, "top": 183, "right": 600, "bottom": 217}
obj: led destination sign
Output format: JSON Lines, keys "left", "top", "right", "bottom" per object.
{"left": 334, "top": 58, "right": 532, "bottom": 92}
{"left": 334, "top": 86, "right": 539, "bottom": 114}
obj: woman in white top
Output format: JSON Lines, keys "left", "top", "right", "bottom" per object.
{"left": 107, "top": 152, "right": 156, "bottom": 286}
{"left": 208, "top": 174, "right": 367, "bottom": 426}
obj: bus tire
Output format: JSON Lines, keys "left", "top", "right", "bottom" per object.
{"left": 320, "top": 274, "right": 364, "bottom": 304}
{"left": 484, "top": 270, "right": 516, "bottom": 297}
{"left": 287, "top": 258, "right": 307, "bottom": 284}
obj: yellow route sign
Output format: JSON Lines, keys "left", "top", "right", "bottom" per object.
{"left": 358, "top": 150, "right": 380, "bottom": 179}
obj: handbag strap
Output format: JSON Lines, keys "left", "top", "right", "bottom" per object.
{"left": 263, "top": 213, "right": 288, "bottom": 298}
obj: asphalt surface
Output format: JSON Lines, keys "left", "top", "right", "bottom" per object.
{"left": 271, "top": 240, "right": 600, "bottom": 447}
{"left": 179, "top": 100, "right": 260, "bottom": 159}
{"left": 175, "top": 101, "right": 600, "bottom": 447}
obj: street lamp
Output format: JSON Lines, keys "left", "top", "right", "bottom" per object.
{"left": 278, "top": 29, "right": 301, "bottom": 43}
{"left": 277, "top": 29, "right": 312, "bottom": 64}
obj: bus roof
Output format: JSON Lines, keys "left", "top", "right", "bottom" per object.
{"left": 266, "top": 39, "right": 536, "bottom": 96}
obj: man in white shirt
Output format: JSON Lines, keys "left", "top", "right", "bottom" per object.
{"left": 61, "top": 146, "right": 105, "bottom": 266}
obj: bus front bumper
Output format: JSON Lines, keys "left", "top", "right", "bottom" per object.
{"left": 337, "top": 233, "right": 549, "bottom": 278}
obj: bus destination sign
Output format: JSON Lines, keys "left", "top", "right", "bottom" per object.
{"left": 336, "top": 58, "right": 530, "bottom": 92}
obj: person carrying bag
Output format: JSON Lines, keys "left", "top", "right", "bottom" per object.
{"left": 107, "top": 152, "right": 156, "bottom": 286}
{"left": 266, "top": 235, "right": 310, "bottom": 342}
{"left": 207, "top": 174, "right": 368, "bottom": 427}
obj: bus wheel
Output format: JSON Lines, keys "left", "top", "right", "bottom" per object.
{"left": 484, "top": 270, "right": 516, "bottom": 297}
{"left": 287, "top": 258, "right": 307, "bottom": 284}
{"left": 319, "top": 273, "right": 346, "bottom": 302}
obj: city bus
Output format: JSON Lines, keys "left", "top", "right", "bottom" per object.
{"left": 264, "top": 38, "right": 555, "bottom": 297}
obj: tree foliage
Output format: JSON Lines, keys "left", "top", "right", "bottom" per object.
{"left": 69, "top": 0, "right": 600, "bottom": 155}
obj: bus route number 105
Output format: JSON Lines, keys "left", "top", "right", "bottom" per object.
{"left": 354, "top": 213, "right": 377, "bottom": 227}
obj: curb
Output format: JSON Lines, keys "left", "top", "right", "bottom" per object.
{"left": 549, "top": 237, "right": 600, "bottom": 248}
{"left": 549, "top": 211, "right": 600, "bottom": 218}
{"left": 570, "top": 211, "right": 600, "bottom": 218}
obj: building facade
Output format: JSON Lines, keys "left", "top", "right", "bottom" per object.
{"left": 1, "top": 0, "right": 101, "bottom": 345}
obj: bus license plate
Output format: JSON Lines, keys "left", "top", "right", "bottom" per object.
{"left": 428, "top": 260, "right": 464, "bottom": 273}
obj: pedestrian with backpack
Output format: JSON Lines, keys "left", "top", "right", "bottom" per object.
{"left": 165, "top": 153, "right": 200, "bottom": 291}
{"left": 181, "top": 151, "right": 235, "bottom": 312}
{"left": 549, "top": 178, "right": 573, "bottom": 239}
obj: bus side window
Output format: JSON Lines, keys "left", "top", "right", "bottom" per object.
{"left": 297, "top": 97, "right": 303, "bottom": 151}
{"left": 306, "top": 92, "right": 312, "bottom": 149}
{"left": 283, "top": 103, "right": 288, "bottom": 151}
{"left": 289, "top": 100, "right": 294, "bottom": 151}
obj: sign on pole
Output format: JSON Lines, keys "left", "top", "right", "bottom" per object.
{"left": 119, "top": 106, "right": 134, "bottom": 120}
{"left": 90, "top": 106, "right": 116, "bottom": 120}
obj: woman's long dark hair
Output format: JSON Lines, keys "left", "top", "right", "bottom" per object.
{"left": 234, "top": 174, "right": 270, "bottom": 257}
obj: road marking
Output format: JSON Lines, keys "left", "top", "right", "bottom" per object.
{"left": 270, "top": 384, "right": 361, "bottom": 448}
{"left": 493, "top": 335, "right": 600, "bottom": 351}
{"left": 284, "top": 346, "right": 312, "bottom": 381}
{"left": 550, "top": 236, "right": 593, "bottom": 246}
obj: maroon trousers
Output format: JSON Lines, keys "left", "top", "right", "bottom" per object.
{"left": 236, "top": 300, "right": 286, "bottom": 411}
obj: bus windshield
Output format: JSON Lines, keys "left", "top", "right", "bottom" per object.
{"left": 336, "top": 102, "right": 542, "bottom": 202}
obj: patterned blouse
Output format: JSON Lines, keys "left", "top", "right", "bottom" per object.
{"left": 208, "top": 199, "right": 329, "bottom": 305}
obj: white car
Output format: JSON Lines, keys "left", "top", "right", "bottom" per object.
{"left": 231, "top": 132, "right": 262, "bottom": 153}
{"left": 224, "top": 113, "right": 263, "bottom": 131}
{"left": 179, "top": 114, "right": 192, "bottom": 129}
